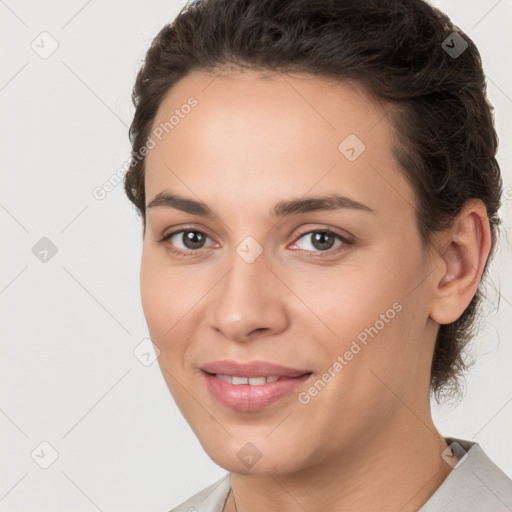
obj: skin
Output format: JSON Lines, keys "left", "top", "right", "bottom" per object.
{"left": 140, "top": 69, "right": 491, "bottom": 511}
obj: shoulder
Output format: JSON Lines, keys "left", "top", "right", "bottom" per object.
{"left": 166, "top": 473, "right": 232, "bottom": 512}
{"left": 420, "top": 437, "right": 512, "bottom": 512}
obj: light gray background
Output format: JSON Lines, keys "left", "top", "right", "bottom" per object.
{"left": 1, "top": 1, "right": 511, "bottom": 510}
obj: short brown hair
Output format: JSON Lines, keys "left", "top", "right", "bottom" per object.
{"left": 124, "top": 0, "right": 503, "bottom": 400}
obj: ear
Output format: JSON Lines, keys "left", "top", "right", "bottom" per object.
{"left": 429, "top": 199, "right": 492, "bottom": 325}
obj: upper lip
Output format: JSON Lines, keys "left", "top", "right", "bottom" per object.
{"left": 201, "top": 360, "right": 311, "bottom": 378}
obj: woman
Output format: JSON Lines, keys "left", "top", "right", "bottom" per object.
{"left": 124, "top": 0, "right": 512, "bottom": 510}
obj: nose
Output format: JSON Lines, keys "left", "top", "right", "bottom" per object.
{"left": 208, "top": 249, "right": 290, "bottom": 342}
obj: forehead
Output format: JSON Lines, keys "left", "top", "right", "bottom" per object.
{"left": 144, "top": 69, "right": 416, "bottom": 218}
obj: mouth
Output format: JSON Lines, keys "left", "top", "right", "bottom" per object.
{"left": 200, "top": 359, "right": 311, "bottom": 379}
{"left": 209, "top": 374, "right": 302, "bottom": 385}
{"left": 200, "top": 361, "right": 313, "bottom": 412}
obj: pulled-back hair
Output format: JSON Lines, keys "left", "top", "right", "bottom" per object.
{"left": 124, "top": 0, "right": 502, "bottom": 400}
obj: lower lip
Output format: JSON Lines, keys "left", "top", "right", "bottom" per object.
{"left": 202, "top": 371, "right": 313, "bottom": 412}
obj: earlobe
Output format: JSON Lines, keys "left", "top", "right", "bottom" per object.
{"left": 429, "top": 200, "right": 492, "bottom": 325}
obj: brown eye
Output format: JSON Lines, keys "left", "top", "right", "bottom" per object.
{"left": 159, "top": 229, "right": 216, "bottom": 256}
{"left": 294, "top": 230, "right": 347, "bottom": 252}
{"left": 176, "top": 230, "right": 207, "bottom": 250}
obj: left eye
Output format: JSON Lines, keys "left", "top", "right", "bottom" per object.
{"left": 292, "top": 230, "right": 347, "bottom": 252}
{"left": 165, "top": 230, "right": 216, "bottom": 251}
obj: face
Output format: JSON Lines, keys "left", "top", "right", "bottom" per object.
{"left": 140, "top": 69, "right": 438, "bottom": 475}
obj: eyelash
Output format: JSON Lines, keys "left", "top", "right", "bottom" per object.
{"left": 156, "top": 226, "right": 353, "bottom": 258}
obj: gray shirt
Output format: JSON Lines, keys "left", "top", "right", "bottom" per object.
{"left": 169, "top": 438, "right": 512, "bottom": 511}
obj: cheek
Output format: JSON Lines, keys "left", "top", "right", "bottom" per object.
{"left": 140, "top": 249, "right": 187, "bottom": 345}
{"left": 291, "top": 260, "right": 404, "bottom": 345}
{"left": 309, "top": 257, "right": 428, "bottom": 407}
{"left": 289, "top": 247, "right": 425, "bottom": 374}
{"left": 140, "top": 251, "right": 165, "bottom": 334}
{"left": 140, "top": 248, "right": 212, "bottom": 373}
{"left": 140, "top": 253, "right": 191, "bottom": 401}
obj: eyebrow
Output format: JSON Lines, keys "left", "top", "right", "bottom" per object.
{"left": 146, "top": 191, "right": 375, "bottom": 217}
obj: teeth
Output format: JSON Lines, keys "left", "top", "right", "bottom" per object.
{"left": 216, "top": 374, "right": 234, "bottom": 384}
{"left": 216, "top": 374, "right": 281, "bottom": 385}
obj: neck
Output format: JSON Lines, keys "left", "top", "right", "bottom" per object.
{"left": 224, "top": 413, "right": 452, "bottom": 512}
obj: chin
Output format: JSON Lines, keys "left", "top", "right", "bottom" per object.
{"left": 199, "top": 435, "right": 309, "bottom": 476}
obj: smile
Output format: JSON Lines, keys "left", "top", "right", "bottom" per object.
{"left": 202, "top": 370, "right": 313, "bottom": 412}
{"left": 214, "top": 374, "right": 281, "bottom": 385}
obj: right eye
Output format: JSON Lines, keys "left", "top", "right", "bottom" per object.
{"left": 157, "top": 229, "right": 217, "bottom": 257}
